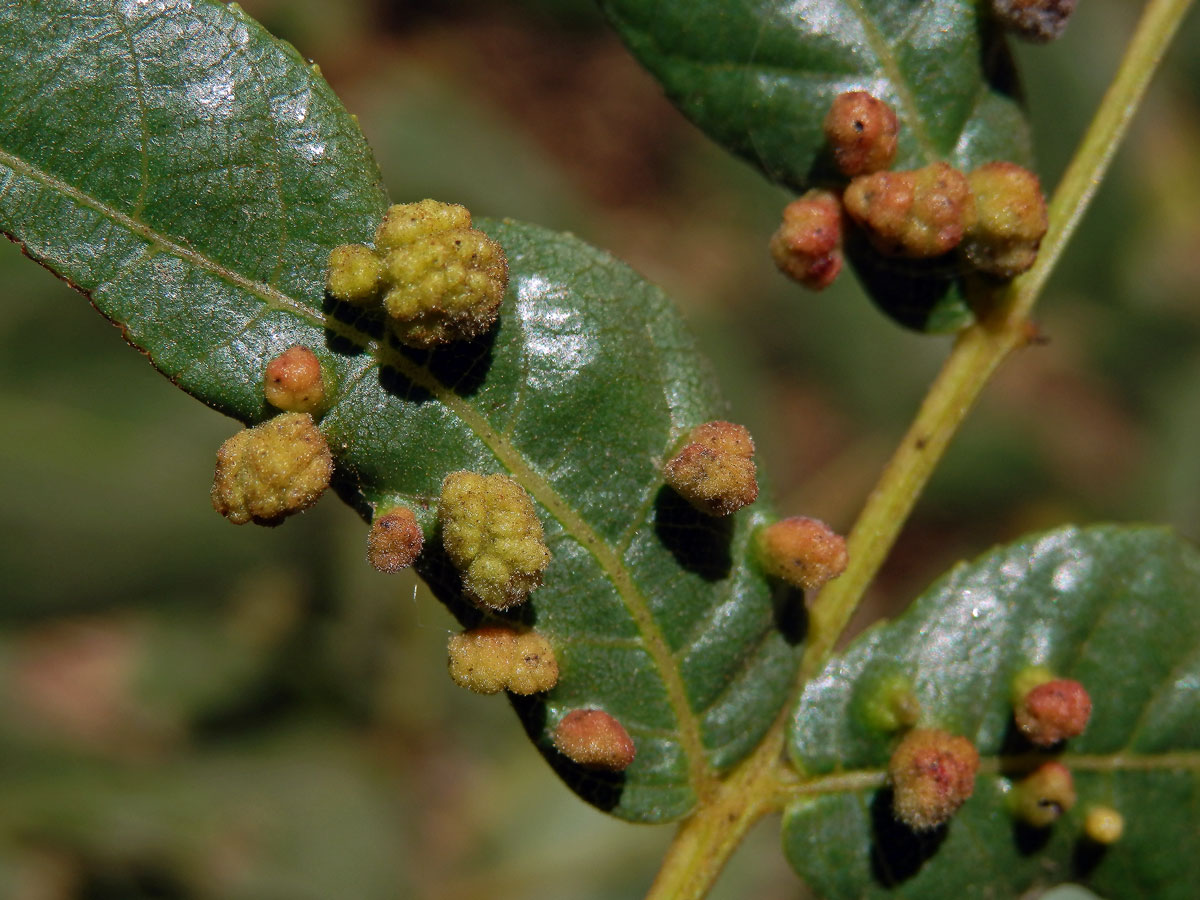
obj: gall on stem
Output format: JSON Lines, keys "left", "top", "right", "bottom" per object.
{"left": 663, "top": 421, "right": 758, "bottom": 516}
{"left": 888, "top": 728, "right": 980, "bottom": 831}
{"left": 211, "top": 412, "right": 333, "bottom": 526}
{"left": 823, "top": 91, "right": 899, "bottom": 177}
{"left": 439, "top": 471, "right": 550, "bottom": 610}
{"left": 553, "top": 709, "right": 636, "bottom": 772}
{"left": 447, "top": 626, "right": 559, "bottom": 695}
{"left": 769, "top": 190, "right": 844, "bottom": 291}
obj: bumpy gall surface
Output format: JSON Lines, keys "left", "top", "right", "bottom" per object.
{"left": 844, "top": 162, "right": 972, "bottom": 257}
{"left": 211, "top": 413, "right": 333, "bottom": 525}
{"left": 1016, "top": 678, "right": 1092, "bottom": 746}
{"left": 263, "top": 345, "right": 326, "bottom": 415}
{"left": 769, "top": 190, "right": 844, "bottom": 291}
{"left": 447, "top": 626, "right": 558, "bottom": 695}
{"left": 888, "top": 728, "right": 980, "bottom": 831}
{"left": 1012, "top": 761, "right": 1076, "bottom": 827}
{"left": 326, "top": 243, "right": 384, "bottom": 304}
{"left": 663, "top": 421, "right": 758, "bottom": 516}
{"left": 1084, "top": 806, "right": 1125, "bottom": 844}
{"left": 553, "top": 709, "right": 637, "bottom": 772}
{"left": 366, "top": 508, "right": 424, "bottom": 573}
{"left": 993, "top": 0, "right": 1077, "bottom": 43}
{"left": 824, "top": 91, "right": 899, "bottom": 177}
{"left": 439, "top": 471, "right": 550, "bottom": 610}
{"left": 963, "top": 162, "right": 1049, "bottom": 278}
{"left": 757, "top": 516, "right": 848, "bottom": 591}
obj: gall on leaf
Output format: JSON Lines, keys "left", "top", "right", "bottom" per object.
{"left": 663, "top": 421, "right": 758, "bottom": 516}
{"left": 1014, "top": 676, "right": 1092, "bottom": 746}
{"left": 993, "top": 0, "right": 1077, "bottom": 43}
{"left": 1084, "top": 805, "right": 1125, "bottom": 844}
{"left": 366, "top": 508, "right": 424, "bottom": 573}
{"left": 447, "top": 626, "right": 559, "bottom": 696}
{"left": 211, "top": 413, "right": 333, "bottom": 526}
{"left": 855, "top": 670, "right": 921, "bottom": 733}
{"left": 756, "top": 516, "right": 848, "bottom": 592}
{"left": 326, "top": 243, "right": 384, "bottom": 304}
{"left": 823, "top": 91, "right": 899, "bottom": 177}
{"left": 769, "top": 190, "right": 844, "bottom": 291}
{"left": 439, "top": 471, "right": 550, "bottom": 610}
{"left": 962, "top": 162, "right": 1049, "bottom": 278}
{"left": 1010, "top": 761, "right": 1076, "bottom": 827}
{"left": 844, "top": 162, "right": 973, "bottom": 258}
{"left": 888, "top": 728, "right": 980, "bottom": 831}
{"left": 553, "top": 708, "right": 637, "bottom": 772}
{"left": 263, "top": 345, "right": 327, "bottom": 415}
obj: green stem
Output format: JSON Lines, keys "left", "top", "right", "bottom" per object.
{"left": 645, "top": 0, "right": 1195, "bottom": 897}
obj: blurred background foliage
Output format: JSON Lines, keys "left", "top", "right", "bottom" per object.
{"left": 0, "top": 1, "right": 1197, "bottom": 897}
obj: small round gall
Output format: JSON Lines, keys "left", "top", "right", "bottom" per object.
{"left": 326, "top": 243, "right": 384, "bottom": 304}
{"left": 859, "top": 672, "right": 921, "bottom": 732}
{"left": 263, "top": 345, "right": 327, "bottom": 415}
{"left": 211, "top": 412, "right": 333, "bottom": 526}
{"left": 769, "top": 190, "right": 844, "bottom": 291}
{"left": 366, "top": 508, "right": 424, "bottom": 573}
{"left": 993, "top": 0, "right": 1077, "bottom": 43}
{"left": 844, "top": 162, "right": 972, "bottom": 257}
{"left": 447, "top": 626, "right": 558, "bottom": 696}
{"left": 1015, "top": 678, "right": 1092, "bottom": 746}
{"left": 824, "top": 91, "right": 899, "bottom": 177}
{"left": 553, "top": 709, "right": 636, "bottom": 772}
{"left": 1084, "top": 805, "right": 1124, "bottom": 844}
{"left": 888, "top": 728, "right": 980, "bottom": 831}
{"left": 1011, "top": 761, "right": 1076, "bottom": 828}
{"left": 663, "top": 421, "right": 758, "bottom": 517}
{"left": 756, "top": 516, "right": 848, "bottom": 592}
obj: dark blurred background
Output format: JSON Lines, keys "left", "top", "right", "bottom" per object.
{"left": 1, "top": 1, "right": 1198, "bottom": 897}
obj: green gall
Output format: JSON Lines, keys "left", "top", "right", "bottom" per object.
{"left": 263, "top": 345, "right": 327, "bottom": 415}
{"left": 211, "top": 413, "right": 333, "bottom": 525}
{"left": 824, "top": 91, "right": 899, "bottom": 177}
{"left": 888, "top": 728, "right": 979, "bottom": 831}
{"left": 553, "top": 708, "right": 636, "bottom": 772}
{"left": 962, "top": 162, "right": 1049, "bottom": 278}
{"left": 858, "top": 672, "right": 921, "bottom": 732}
{"left": 366, "top": 507, "right": 424, "bottom": 573}
{"left": 439, "top": 471, "right": 550, "bottom": 610}
{"left": 1084, "top": 805, "right": 1124, "bottom": 844}
{"left": 993, "top": 0, "right": 1076, "bottom": 43}
{"left": 663, "top": 421, "right": 758, "bottom": 517}
{"left": 769, "top": 190, "right": 844, "bottom": 291}
{"left": 1010, "top": 664, "right": 1055, "bottom": 706}
{"left": 1015, "top": 677, "right": 1092, "bottom": 746}
{"left": 447, "top": 626, "right": 559, "bottom": 695}
{"left": 1011, "top": 761, "right": 1076, "bottom": 827}
{"left": 326, "top": 243, "right": 383, "bottom": 304}
{"left": 844, "top": 162, "right": 972, "bottom": 257}
{"left": 757, "top": 516, "right": 847, "bottom": 591}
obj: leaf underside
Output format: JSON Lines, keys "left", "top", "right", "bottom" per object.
{"left": 784, "top": 524, "right": 1200, "bottom": 899}
{"left": 0, "top": 0, "right": 802, "bottom": 822}
{"left": 599, "top": 0, "right": 1035, "bottom": 333}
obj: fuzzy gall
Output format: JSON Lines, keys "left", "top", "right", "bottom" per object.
{"left": 824, "top": 91, "right": 899, "bottom": 177}
{"left": 888, "top": 728, "right": 980, "bottom": 831}
{"left": 447, "top": 626, "right": 559, "bottom": 695}
{"left": 663, "top": 421, "right": 758, "bottom": 517}
{"left": 770, "top": 190, "right": 844, "bottom": 291}
{"left": 553, "top": 708, "right": 637, "bottom": 772}
{"left": 263, "top": 345, "right": 327, "bottom": 415}
{"left": 366, "top": 507, "right": 425, "bottom": 573}
{"left": 844, "top": 162, "right": 973, "bottom": 257}
{"left": 756, "top": 516, "right": 848, "bottom": 592}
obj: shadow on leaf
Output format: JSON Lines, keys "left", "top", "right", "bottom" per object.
{"left": 870, "top": 787, "right": 949, "bottom": 886}
{"left": 652, "top": 485, "right": 733, "bottom": 581}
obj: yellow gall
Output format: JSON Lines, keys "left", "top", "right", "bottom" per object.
{"left": 439, "top": 471, "right": 550, "bottom": 610}
{"left": 962, "top": 162, "right": 1049, "bottom": 278}
{"left": 366, "top": 508, "right": 424, "bottom": 573}
{"left": 1015, "top": 678, "right": 1092, "bottom": 746}
{"left": 824, "top": 91, "right": 899, "bottom": 176}
{"left": 263, "top": 345, "right": 326, "bottom": 415}
{"left": 1012, "top": 761, "right": 1076, "bottom": 828}
{"left": 769, "top": 190, "right": 844, "bottom": 291}
{"left": 757, "top": 516, "right": 848, "bottom": 591}
{"left": 553, "top": 708, "right": 636, "bottom": 772}
{"left": 447, "top": 626, "right": 559, "bottom": 696}
{"left": 1084, "top": 806, "right": 1125, "bottom": 844}
{"left": 844, "top": 162, "right": 972, "bottom": 257}
{"left": 211, "top": 413, "right": 333, "bottom": 526}
{"left": 377, "top": 201, "right": 507, "bottom": 348}
{"left": 888, "top": 728, "right": 979, "bottom": 831}
{"left": 663, "top": 421, "right": 758, "bottom": 517}
{"left": 993, "top": 0, "right": 1077, "bottom": 43}
{"left": 326, "top": 243, "right": 384, "bottom": 304}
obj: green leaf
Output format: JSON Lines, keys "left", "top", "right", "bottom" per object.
{"left": 599, "top": 0, "right": 1035, "bottom": 333}
{"left": 0, "top": 0, "right": 799, "bottom": 822}
{"left": 783, "top": 524, "right": 1200, "bottom": 899}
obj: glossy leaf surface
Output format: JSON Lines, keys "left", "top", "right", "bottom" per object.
{"left": 0, "top": 0, "right": 798, "bottom": 822}
{"left": 600, "top": 0, "right": 1035, "bottom": 332}
{"left": 784, "top": 525, "right": 1200, "bottom": 898}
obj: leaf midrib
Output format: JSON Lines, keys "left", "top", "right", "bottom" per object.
{"left": 0, "top": 143, "right": 717, "bottom": 799}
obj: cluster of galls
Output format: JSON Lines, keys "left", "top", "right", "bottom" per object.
{"left": 326, "top": 199, "right": 508, "bottom": 348}
{"left": 770, "top": 91, "right": 1049, "bottom": 291}
{"left": 875, "top": 663, "right": 1120, "bottom": 844}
